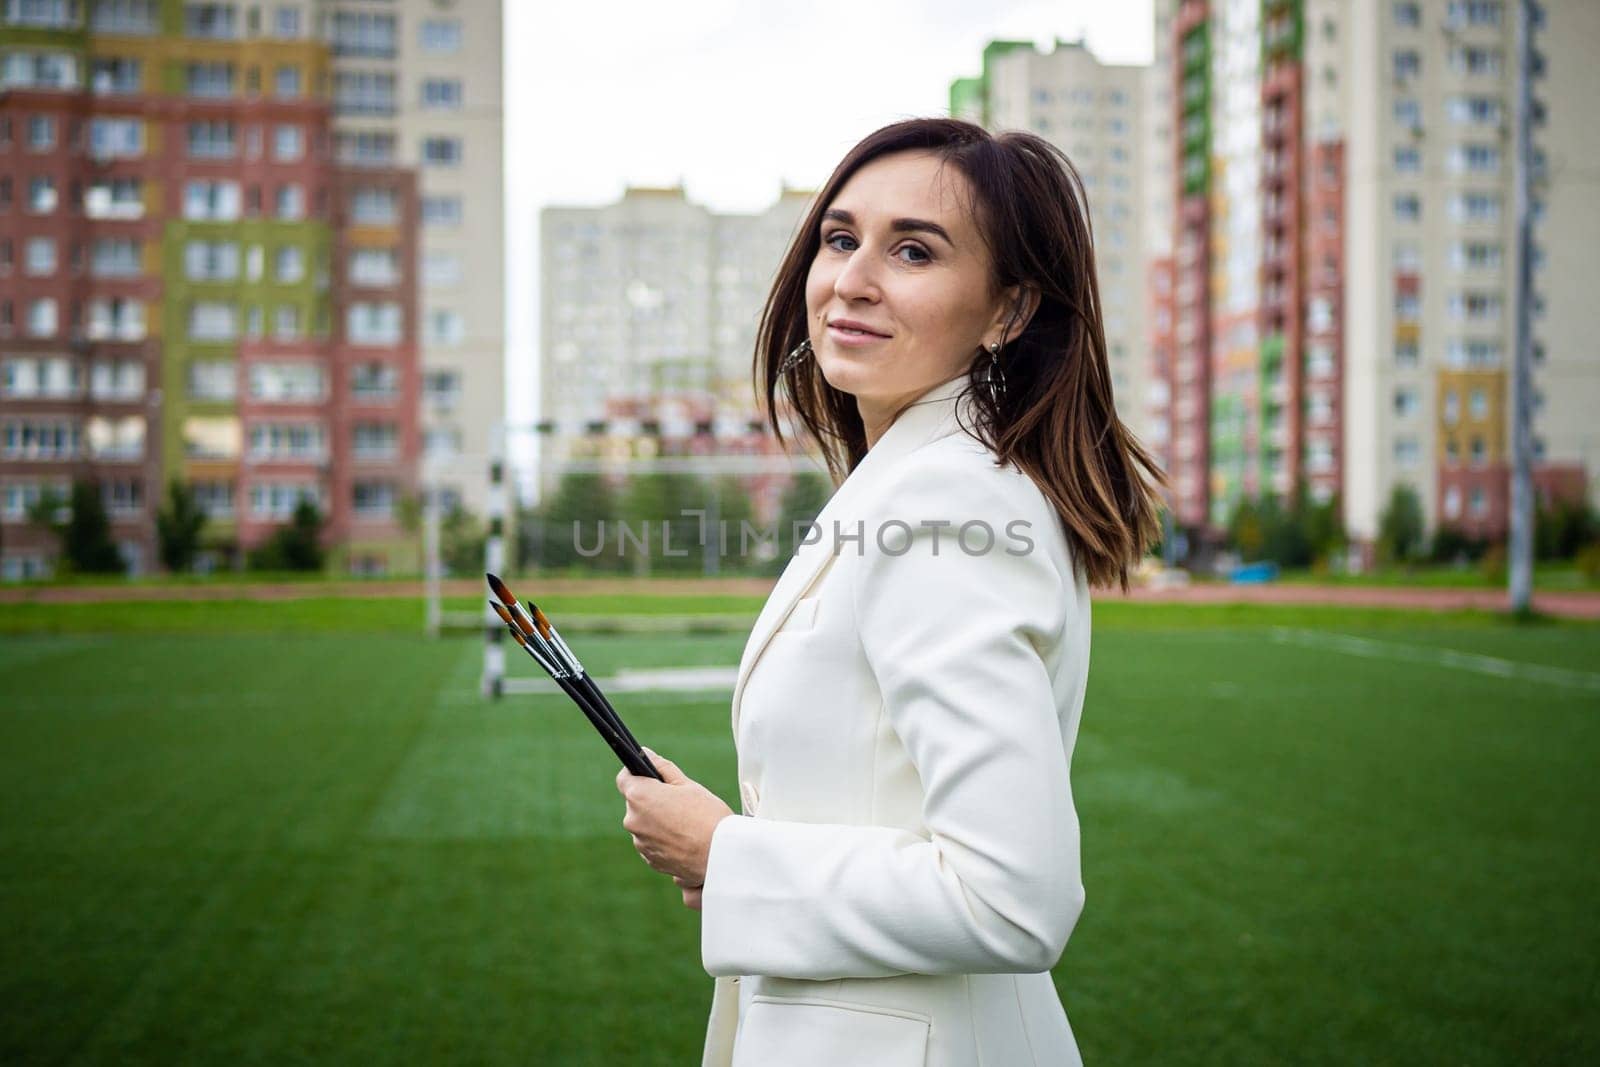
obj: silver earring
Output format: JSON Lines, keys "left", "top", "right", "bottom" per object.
{"left": 982, "top": 341, "right": 1006, "bottom": 404}
{"left": 778, "top": 338, "right": 813, "bottom": 375}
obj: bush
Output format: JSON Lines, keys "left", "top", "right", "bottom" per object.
{"left": 1479, "top": 542, "right": 1507, "bottom": 584}
{"left": 1377, "top": 485, "right": 1426, "bottom": 566}
{"left": 1535, "top": 497, "right": 1598, "bottom": 561}
{"left": 156, "top": 480, "right": 208, "bottom": 573}
{"left": 28, "top": 480, "right": 124, "bottom": 575}
{"left": 248, "top": 499, "right": 325, "bottom": 571}
{"left": 1577, "top": 542, "right": 1600, "bottom": 584}
{"left": 1430, "top": 524, "right": 1488, "bottom": 565}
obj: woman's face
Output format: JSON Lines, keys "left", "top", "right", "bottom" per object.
{"left": 804, "top": 150, "right": 1019, "bottom": 429}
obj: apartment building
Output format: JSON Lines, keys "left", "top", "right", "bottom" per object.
{"left": 0, "top": 1, "right": 502, "bottom": 579}
{"left": 537, "top": 184, "right": 810, "bottom": 507}
{"left": 949, "top": 39, "right": 1152, "bottom": 446}
{"left": 1341, "top": 0, "right": 1598, "bottom": 542}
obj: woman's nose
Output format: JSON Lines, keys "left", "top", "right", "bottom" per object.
{"left": 833, "top": 247, "right": 880, "bottom": 302}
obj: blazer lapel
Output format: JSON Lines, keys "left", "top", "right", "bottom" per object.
{"left": 730, "top": 374, "right": 976, "bottom": 740}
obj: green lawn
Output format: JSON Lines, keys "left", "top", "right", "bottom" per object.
{"left": 2, "top": 606, "right": 1597, "bottom": 1064}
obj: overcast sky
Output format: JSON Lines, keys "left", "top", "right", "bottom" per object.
{"left": 502, "top": 0, "right": 1155, "bottom": 453}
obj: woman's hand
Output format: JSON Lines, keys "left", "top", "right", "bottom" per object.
{"left": 616, "top": 747, "right": 734, "bottom": 892}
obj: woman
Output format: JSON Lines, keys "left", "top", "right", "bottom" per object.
{"left": 616, "top": 117, "right": 1164, "bottom": 1066}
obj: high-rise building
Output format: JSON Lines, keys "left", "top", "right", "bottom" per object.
{"left": 0, "top": 1, "right": 502, "bottom": 580}
{"left": 1341, "top": 0, "right": 1598, "bottom": 543}
{"left": 324, "top": 0, "right": 504, "bottom": 521}
{"left": 949, "top": 39, "right": 1153, "bottom": 446}
{"left": 538, "top": 184, "right": 810, "bottom": 502}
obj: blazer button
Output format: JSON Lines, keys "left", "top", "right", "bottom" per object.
{"left": 739, "top": 781, "right": 760, "bottom": 815}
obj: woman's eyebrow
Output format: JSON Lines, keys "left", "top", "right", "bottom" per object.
{"left": 821, "top": 208, "right": 955, "bottom": 248}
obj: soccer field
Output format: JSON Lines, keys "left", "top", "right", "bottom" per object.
{"left": 2, "top": 606, "right": 1597, "bottom": 1065}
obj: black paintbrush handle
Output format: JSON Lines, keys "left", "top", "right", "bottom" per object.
{"left": 577, "top": 672, "right": 648, "bottom": 761}
{"left": 511, "top": 634, "right": 661, "bottom": 780}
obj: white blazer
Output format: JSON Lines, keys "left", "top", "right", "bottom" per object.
{"left": 699, "top": 373, "right": 1092, "bottom": 1067}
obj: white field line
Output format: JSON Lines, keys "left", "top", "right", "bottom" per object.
{"left": 504, "top": 664, "right": 739, "bottom": 696}
{"left": 1268, "top": 627, "right": 1600, "bottom": 693}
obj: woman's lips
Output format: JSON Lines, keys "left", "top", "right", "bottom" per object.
{"left": 826, "top": 323, "right": 890, "bottom": 346}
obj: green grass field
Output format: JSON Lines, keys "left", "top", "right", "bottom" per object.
{"left": 2, "top": 601, "right": 1597, "bottom": 1064}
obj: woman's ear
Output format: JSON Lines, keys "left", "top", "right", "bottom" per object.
{"left": 993, "top": 284, "right": 1041, "bottom": 347}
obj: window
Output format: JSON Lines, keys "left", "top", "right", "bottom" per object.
{"left": 275, "top": 183, "right": 304, "bottom": 220}
{"left": 187, "top": 120, "right": 236, "bottom": 159}
{"left": 272, "top": 124, "right": 303, "bottom": 162}
{"left": 92, "top": 1, "right": 157, "bottom": 34}
{"left": 423, "top": 370, "right": 460, "bottom": 411}
{"left": 26, "top": 114, "right": 55, "bottom": 150}
{"left": 1395, "top": 293, "right": 1421, "bottom": 323}
{"left": 422, "top": 252, "right": 461, "bottom": 288}
{"left": 184, "top": 179, "right": 241, "bottom": 221}
{"left": 1393, "top": 437, "right": 1421, "bottom": 467}
{"left": 190, "top": 480, "right": 234, "bottom": 518}
{"left": 350, "top": 186, "right": 398, "bottom": 224}
{"left": 1447, "top": 143, "right": 1499, "bottom": 174}
{"left": 185, "top": 240, "right": 240, "bottom": 281}
{"left": 249, "top": 482, "right": 321, "bottom": 520}
{"left": 183, "top": 3, "right": 236, "bottom": 39}
{"left": 87, "top": 297, "right": 144, "bottom": 340}
{"left": 90, "top": 56, "right": 141, "bottom": 94}
{"left": 350, "top": 362, "right": 398, "bottom": 401}
{"left": 5, "top": 0, "right": 78, "bottom": 28}
{"left": 1447, "top": 1, "right": 1502, "bottom": 29}
{"left": 83, "top": 415, "right": 144, "bottom": 462}
{"left": 1393, "top": 193, "right": 1421, "bottom": 222}
{"left": 1394, "top": 145, "right": 1421, "bottom": 173}
{"left": 90, "top": 237, "right": 141, "bottom": 277}
{"left": 1393, "top": 387, "right": 1420, "bottom": 418}
{"left": 1444, "top": 487, "right": 1462, "bottom": 516}
{"left": 1, "top": 50, "right": 80, "bottom": 89}
{"left": 1449, "top": 191, "right": 1501, "bottom": 222}
{"left": 346, "top": 303, "right": 402, "bottom": 345}
{"left": 2, "top": 418, "right": 80, "bottom": 460}
{"left": 274, "top": 245, "right": 304, "bottom": 283}
{"left": 185, "top": 61, "right": 233, "bottom": 97}
{"left": 2, "top": 480, "right": 67, "bottom": 522}
{"left": 89, "top": 359, "right": 144, "bottom": 401}
{"left": 182, "top": 415, "right": 240, "bottom": 459}
{"left": 1468, "top": 387, "right": 1489, "bottom": 419}
{"left": 420, "top": 78, "right": 462, "bottom": 110}
{"left": 352, "top": 480, "right": 395, "bottom": 518}
{"left": 329, "top": 11, "right": 396, "bottom": 57}
{"left": 1448, "top": 291, "right": 1502, "bottom": 320}
{"left": 1449, "top": 45, "right": 1502, "bottom": 76}
{"left": 273, "top": 64, "right": 301, "bottom": 98}
{"left": 248, "top": 422, "right": 323, "bottom": 460}
{"left": 425, "top": 309, "right": 464, "bottom": 346}
{"left": 335, "top": 130, "right": 395, "bottom": 166}
{"left": 271, "top": 4, "right": 299, "bottom": 37}
{"left": 1393, "top": 243, "right": 1423, "bottom": 272}
{"left": 348, "top": 248, "right": 399, "bottom": 286}
{"left": 352, "top": 422, "right": 397, "bottom": 461}
{"left": 1393, "top": 1, "right": 1421, "bottom": 27}
{"left": 1, "top": 356, "right": 79, "bottom": 398}
{"left": 1469, "top": 485, "right": 1487, "bottom": 516}
{"left": 186, "top": 359, "right": 236, "bottom": 400}
{"left": 248, "top": 363, "right": 325, "bottom": 403}
{"left": 85, "top": 177, "right": 142, "bottom": 219}
{"left": 421, "top": 136, "right": 462, "bottom": 166}
{"left": 1446, "top": 338, "right": 1502, "bottom": 367}
{"left": 1393, "top": 51, "right": 1421, "bottom": 81}
{"left": 1394, "top": 99, "right": 1422, "bottom": 129}
{"left": 87, "top": 116, "right": 141, "bottom": 160}
{"left": 1443, "top": 390, "right": 1460, "bottom": 425}
{"left": 24, "top": 237, "right": 56, "bottom": 276}
{"left": 421, "top": 195, "right": 461, "bottom": 227}
{"left": 420, "top": 18, "right": 461, "bottom": 53}
{"left": 273, "top": 304, "right": 300, "bottom": 341}
{"left": 1447, "top": 96, "right": 1503, "bottom": 126}
{"left": 1451, "top": 241, "right": 1502, "bottom": 270}
{"left": 334, "top": 71, "right": 395, "bottom": 115}
{"left": 27, "top": 298, "right": 58, "bottom": 338}
{"left": 423, "top": 427, "right": 460, "bottom": 458}
{"left": 188, "top": 300, "right": 237, "bottom": 341}
{"left": 1470, "top": 439, "right": 1487, "bottom": 466}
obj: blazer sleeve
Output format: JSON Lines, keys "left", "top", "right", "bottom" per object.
{"left": 699, "top": 458, "right": 1085, "bottom": 980}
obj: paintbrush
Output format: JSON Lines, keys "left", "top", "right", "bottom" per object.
{"left": 487, "top": 575, "right": 662, "bottom": 781}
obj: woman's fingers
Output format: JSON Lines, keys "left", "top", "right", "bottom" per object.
{"left": 682, "top": 885, "right": 703, "bottom": 910}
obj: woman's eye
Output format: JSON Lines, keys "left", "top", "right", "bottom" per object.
{"left": 824, "top": 232, "right": 856, "bottom": 252}
{"left": 897, "top": 244, "right": 930, "bottom": 264}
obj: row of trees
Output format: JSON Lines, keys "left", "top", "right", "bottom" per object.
{"left": 13, "top": 479, "right": 329, "bottom": 577}
{"left": 1224, "top": 483, "right": 1600, "bottom": 571}
{"left": 514, "top": 470, "right": 833, "bottom": 577}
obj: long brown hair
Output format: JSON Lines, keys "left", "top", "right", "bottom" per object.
{"left": 755, "top": 117, "right": 1166, "bottom": 590}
